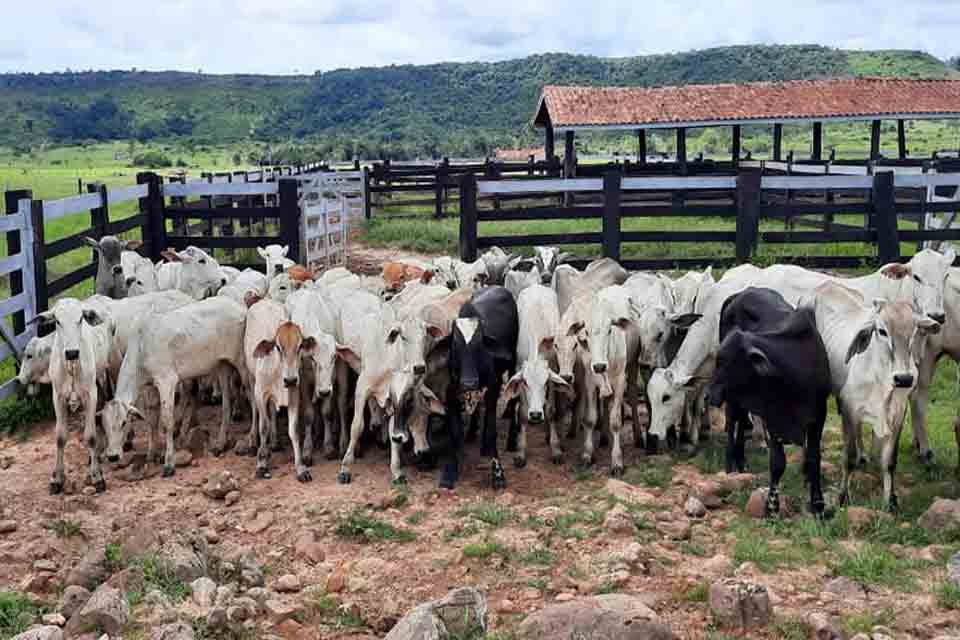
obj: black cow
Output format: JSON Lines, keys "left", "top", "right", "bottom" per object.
{"left": 706, "top": 287, "right": 831, "bottom": 518}
{"left": 441, "top": 286, "right": 518, "bottom": 490}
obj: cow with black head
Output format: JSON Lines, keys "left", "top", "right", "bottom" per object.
{"left": 441, "top": 286, "right": 518, "bottom": 490}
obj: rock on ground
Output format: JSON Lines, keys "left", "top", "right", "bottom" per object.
{"left": 805, "top": 612, "right": 843, "bottom": 640}
{"left": 65, "top": 547, "right": 108, "bottom": 590}
{"left": 516, "top": 594, "right": 674, "bottom": 640}
{"left": 0, "top": 520, "right": 17, "bottom": 534}
{"left": 274, "top": 574, "right": 301, "bottom": 593}
{"left": 191, "top": 577, "right": 217, "bottom": 609}
{"left": 745, "top": 489, "right": 792, "bottom": 519}
{"left": 845, "top": 506, "right": 893, "bottom": 533}
{"left": 948, "top": 552, "right": 960, "bottom": 588}
{"left": 41, "top": 613, "right": 66, "bottom": 627}
{"left": 60, "top": 585, "right": 92, "bottom": 619}
{"left": 150, "top": 623, "right": 196, "bottom": 640}
{"left": 203, "top": 471, "right": 240, "bottom": 499}
{"left": 71, "top": 585, "right": 130, "bottom": 637}
{"left": 684, "top": 497, "right": 706, "bottom": 518}
{"left": 158, "top": 538, "right": 208, "bottom": 583}
{"left": 603, "top": 505, "right": 635, "bottom": 535}
{"left": 385, "top": 587, "right": 488, "bottom": 640}
{"left": 919, "top": 499, "right": 960, "bottom": 532}
{"left": 708, "top": 579, "right": 772, "bottom": 629}
{"left": 9, "top": 627, "right": 63, "bottom": 640}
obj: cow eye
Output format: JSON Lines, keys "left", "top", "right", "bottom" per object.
{"left": 913, "top": 274, "right": 922, "bottom": 284}
{"left": 199, "top": 259, "right": 207, "bottom": 265}
{"left": 663, "top": 394, "right": 671, "bottom": 402}
{"left": 878, "top": 328, "right": 888, "bottom": 338}
{"left": 657, "top": 331, "right": 664, "bottom": 341}
{"left": 137, "top": 280, "right": 143, "bottom": 286}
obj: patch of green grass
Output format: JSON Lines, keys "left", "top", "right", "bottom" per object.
{"left": 462, "top": 542, "right": 511, "bottom": 560}
{"left": 0, "top": 393, "right": 54, "bottom": 438}
{"left": 126, "top": 554, "right": 191, "bottom": 607}
{"left": 936, "top": 581, "right": 960, "bottom": 610}
{"left": 442, "top": 522, "right": 482, "bottom": 542}
{"left": 548, "top": 509, "right": 605, "bottom": 542}
{"left": 842, "top": 608, "right": 896, "bottom": 635}
{"left": 595, "top": 580, "right": 622, "bottom": 595}
{"left": 45, "top": 517, "right": 83, "bottom": 539}
{"left": 519, "top": 547, "right": 557, "bottom": 567}
{"left": 831, "top": 543, "right": 927, "bottom": 591}
{"left": 0, "top": 591, "right": 41, "bottom": 638}
{"left": 570, "top": 467, "right": 594, "bottom": 482}
{"left": 679, "top": 541, "right": 709, "bottom": 557}
{"left": 526, "top": 578, "right": 549, "bottom": 591}
{"left": 103, "top": 542, "right": 126, "bottom": 574}
{"left": 455, "top": 502, "right": 516, "bottom": 527}
{"left": 623, "top": 461, "right": 672, "bottom": 489}
{"left": 405, "top": 510, "right": 427, "bottom": 526}
{"left": 769, "top": 617, "right": 809, "bottom": 640}
{"left": 331, "top": 608, "right": 366, "bottom": 630}
{"left": 683, "top": 582, "right": 709, "bottom": 602}
{"left": 306, "top": 593, "right": 339, "bottom": 617}
{"left": 334, "top": 510, "right": 416, "bottom": 543}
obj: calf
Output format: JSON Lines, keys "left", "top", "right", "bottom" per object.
{"left": 502, "top": 285, "right": 571, "bottom": 467}
{"left": 86, "top": 236, "right": 136, "bottom": 299}
{"left": 32, "top": 299, "right": 111, "bottom": 494}
{"left": 440, "top": 286, "right": 519, "bottom": 490}
{"left": 101, "top": 297, "right": 246, "bottom": 476}
{"left": 706, "top": 287, "right": 832, "bottom": 518}
{"left": 157, "top": 247, "right": 226, "bottom": 300}
{"left": 811, "top": 282, "right": 939, "bottom": 511}
{"left": 245, "top": 299, "right": 316, "bottom": 481}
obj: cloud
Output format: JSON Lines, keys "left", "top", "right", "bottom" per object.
{"left": 0, "top": 0, "right": 956, "bottom": 75}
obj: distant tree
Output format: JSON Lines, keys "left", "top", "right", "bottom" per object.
{"left": 950, "top": 56, "right": 960, "bottom": 71}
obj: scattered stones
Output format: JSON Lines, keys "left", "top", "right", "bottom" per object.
{"left": 716, "top": 472, "right": 755, "bottom": 493}
{"left": 823, "top": 576, "right": 866, "bottom": 599}
{"left": 240, "top": 554, "right": 265, "bottom": 588}
{"left": 174, "top": 450, "right": 193, "bottom": 468}
{"left": 158, "top": 541, "right": 207, "bottom": 583}
{"left": 294, "top": 531, "right": 325, "bottom": 564}
{"left": 149, "top": 622, "right": 196, "bottom": 640}
{"left": 496, "top": 599, "right": 521, "bottom": 614}
{"left": 603, "top": 505, "right": 635, "bottom": 535}
{"left": 205, "top": 607, "right": 228, "bottom": 628}
{"left": 805, "top": 611, "right": 843, "bottom": 640}
{"left": 919, "top": 499, "right": 960, "bottom": 532}
{"left": 385, "top": 587, "right": 487, "bottom": 640}
{"left": 248, "top": 510, "right": 275, "bottom": 534}
{"left": 191, "top": 577, "right": 217, "bottom": 610}
{"left": 555, "top": 592, "right": 575, "bottom": 602}
{"left": 224, "top": 491, "right": 241, "bottom": 507}
{"left": 33, "top": 559, "right": 57, "bottom": 573}
{"left": 684, "top": 496, "right": 706, "bottom": 518}
{"left": 275, "top": 574, "right": 301, "bottom": 593}
{"left": 702, "top": 554, "right": 732, "bottom": 576}
{"left": 65, "top": 547, "right": 108, "bottom": 590}
{"left": 227, "top": 598, "right": 257, "bottom": 623}
{"left": 0, "top": 520, "right": 18, "bottom": 534}
{"left": 517, "top": 594, "right": 674, "bottom": 640}
{"left": 203, "top": 529, "right": 220, "bottom": 545}
{"left": 745, "top": 488, "right": 791, "bottom": 519}
{"left": 265, "top": 599, "right": 303, "bottom": 623}
{"left": 60, "top": 585, "right": 92, "bottom": 619}
{"left": 245, "top": 587, "right": 270, "bottom": 608}
{"left": 214, "top": 585, "right": 236, "bottom": 608}
{"left": 948, "top": 552, "right": 960, "bottom": 587}
{"left": 72, "top": 585, "right": 130, "bottom": 637}
{"left": 41, "top": 613, "right": 66, "bottom": 627}
{"left": 326, "top": 564, "right": 348, "bottom": 594}
{"left": 605, "top": 479, "right": 659, "bottom": 507}
{"left": 845, "top": 507, "right": 893, "bottom": 533}
{"left": 203, "top": 471, "right": 240, "bottom": 500}
{"left": 120, "top": 525, "right": 160, "bottom": 560}
{"left": 9, "top": 626, "right": 63, "bottom": 640}
{"left": 275, "top": 619, "right": 303, "bottom": 637}
{"left": 708, "top": 579, "right": 772, "bottom": 629}
{"left": 656, "top": 518, "right": 691, "bottom": 541}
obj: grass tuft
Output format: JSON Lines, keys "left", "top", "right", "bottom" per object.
{"left": 455, "top": 502, "right": 516, "bottom": 527}
{"left": 831, "top": 543, "right": 927, "bottom": 591}
{"left": 126, "top": 554, "right": 191, "bottom": 607}
{"left": 937, "top": 581, "right": 960, "bottom": 610}
{"left": 462, "top": 542, "right": 511, "bottom": 560}
{"left": 45, "top": 518, "right": 83, "bottom": 539}
{"left": 334, "top": 510, "right": 416, "bottom": 543}
{"left": 0, "top": 591, "right": 41, "bottom": 639}
{"left": 842, "top": 608, "right": 896, "bottom": 635}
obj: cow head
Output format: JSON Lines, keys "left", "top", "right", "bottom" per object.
{"left": 101, "top": 399, "right": 147, "bottom": 463}
{"left": 671, "top": 267, "right": 714, "bottom": 314}
{"left": 647, "top": 367, "right": 700, "bottom": 446}
{"left": 533, "top": 246, "right": 572, "bottom": 284}
{"left": 302, "top": 331, "right": 338, "bottom": 400}
{"left": 636, "top": 305, "right": 701, "bottom": 368}
{"left": 16, "top": 335, "right": 53, "bottom": 390}
{"left": 557, "top": 320, "right": 588, "bottom": 385}
{"left": 85, "top": 235, "right": 127, "bottom": 275}
{"left": 123, "top": 253, "right": 158, "bottom": 297}
{"left": 257, "top": 244, "right": 291, "bottom": 278}
{"left": 880, "top": 247, "right": 956, "bottom": 323}
{"left": 267, "top": 273, "right": 300, "bottom": 304}
{"left": 254, "top": 322, "right": 316, "bottom": 390}
{"left": 31, "top": 299, "right": 105, "bottom": 369}
{"left": 481, "top": 247, "right": 517, "bottom": 285}
{"left": 450, "top": 317, "right": 494, "bottom": 415}
{"left": 455, "top": 259, "right": 489, "bottom": 291}
{"left": 501, "top": 352, "right": 571, "bottom": 424}
{"left": 404, "top": 383, "right": 446, "bottom": 456}
{"left": 161, "top": 246, "right": 224, "bottom": 300}
{"left": 704, "top": 329, "right": 767, "bottom": 412}
{"left": 432, "top": 257, "right": 460, "bottom": 290}
{"left": 843, "top": 300, "right": 940, "bottom": 438}
{"left": 589, "top": 289, "right": 633, "bottom": 376}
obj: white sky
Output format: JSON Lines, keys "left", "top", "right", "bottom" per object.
{"left": 1, "top": 0, "right": 958, "bottom": 74}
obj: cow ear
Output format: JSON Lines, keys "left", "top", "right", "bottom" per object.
{"left": 335, "top": 345, "right": 362, "bottom": 371}
{"left": 746, "top": 346, "right": 776, "bottom": 377}
{"left": 880, "top": 263, "right": 910, "bottom": 280}
{"left": 244, "top": 292, "right": 262, "bottom": 308}
{"left": 127, "top": 404, "right": 146, "bottom": 421}
{"left": 703, "top": 266, "right": 714, "bottom": 284}
{"left": 845, "top": 322, "right": 875, "bottom": 363}
{"left": 419, "top": 386, "right": 446, "bottom": 415}
{"left": 871, "top": 298, "right": 887, "bottom": 313}
{"left": 548, "top": 370, "right": 573, "bottom": 395}
{"left": 253, "top": 340, "right": 276, "bottom": 358}
{"left": 669, "top": 313, "right": 702, "bottom": 330}
{"left": 426, "top": 324, "right": 446, "bottom": 339}
{"left": 28, "top": 311, "right": 55, "bottom": 327}
{"left": 942, "top": 245, "right": 957, "bottom": 265}
{"left": 257, "top": 247, "right": 268, "bottom": 260}
{"left": 82, "top": 309, "right": 103, "bottom": 326}
{"left": 501, "top": 372, "right": 525, "bottom": 404}
{"left": 300, "top": 336, "right": 317, "bottom": 352}
{"left": 567, "top": 321, "right": 585, "bottom": 337}
{"left": 124, "top": 240, "right": 142, "bottom": 252}
{"left": 538, "top": 336, "right": 555, "bottom": 356}
{"left": 281, "top": 245, "right": 290, "bottom": 257}
{"left": 84, "top": 237, "right": 101, "bottom": 250}
{"left": 613, "top": 317, "right": 631, "bottom": 329}
{"left": 915, "top": 315, "right": 942, "bottom": 336}
{"left": 387, "top": 327, "right": 402, "bottom": 344}
{"left": 160, "top": 250, "right": 182, "bottom": 263}
{"left": 557, "top": 251, "right": 575, "bottom": 264}
{"left": 421, "top": 270, "right": 435, "bottom": 284}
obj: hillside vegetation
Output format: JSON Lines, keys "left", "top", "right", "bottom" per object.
{"left": 1, "top": 45, "right": 957, "bottom": 159}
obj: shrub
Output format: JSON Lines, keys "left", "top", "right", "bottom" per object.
{"left": 132, "top": 151, "right": 172, "bottom": 168}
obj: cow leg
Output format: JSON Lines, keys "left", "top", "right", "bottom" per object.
{"left": 439, "top": 407, "right": 464, "bottom": 490}
{"left": 336, "top": 364, "right": 352, "bottom": 457}
{"left": 608, "top": 379, "right": 625, "bottom": 478}
{"left": 158, "top": 379, "right": 178, "bottom": 478}
{"left": 910, "top": 351, "right": 936, "bottom": 465}
{"left": 212, "top": 366, "right": 233, "bottom": 457}
{"left": 337, "top": 384, "right": 369, "bottom": 484}
{"left": 323, "top": 394, "right": 339, "bottom": 460}
{"left": 465, "top": 410, "right": 479, "bottom": 443}
{"left": 484, "top": 390, "right": 507, "bottom": 491}
{"left": 880, "top": 431, "right": 901, "bottom": 513}
{"left": 255, "top": 395, "right": 273, "bottom": 479}
{"left": 580, "top": 387, "right": 599, "bottom": 468}
{"left": 549, "top": 414, "right": 563, "bottom": 465}
{"left": 147, "top": 393, "right": 161, "bottom": 466}
{"left": 389, "top": 414, "right": 407, "bottom": 485}
{"left": 765, "top": 437, "right": 786, "bottom": 518}
{"left": 838, "top": 407, "right": 858, "bottom": 506}
{"left": 288, "top": 393, "right": 311, "bottom": 483}
{"left": 725, "top": 403, "right": 748, "bottom": 473}
{"left": 83, "top": 392, "right": 106, "bottom": 493}
{"left": 806, "top": 409, "right": 828, "bottom": 517}
{"left": 955, "top": 416, "right": 960, "bottom": 478}
{"left": 514, "top": 414, "right": 528, "bottom": 469}
{"left": 300, "top": 385, "right": 316, "bottom": 468}
{"left": 50, "top": 395, "right": 69, "bottom": 494}
{"left": 504, "top": 400, "right": 519, "bottom": 453}
{"left": 241, "top": 371, "right": 258, "bottom": 457}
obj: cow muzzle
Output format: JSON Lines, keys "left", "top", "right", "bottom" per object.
{"left": 413, "top": 364, "right": 426, "bottom": 375}
{"left": 107, "top": 453, "right": 121, "bottom": 463}
{"left": 112, "top": 265, "right": 123, "bottom": 275}
{"left": 561, "top": 373, "right": 574, "bottom": 384}
{"left": 274, "top": 265, "right": 284, "bottom": 274}
{"left": 528, "top": 410, "right": 544, "bottom": 424}
{"left": 64, "top": 349, "right": 80, "bottom": 361}
{"left": 893, "top": 373, "right": 914, "bottom": 388}
{"left": 317, "top": 388, "right": 332, "bottom": 398}
{"left": 283, "top": 377, "right": 299, "bottom": 388}
{"left": 929, "top": 312, "right": 946, "bottom": 325}
{"left": 592, "top": 363, "right": 607, "bottom": 374}
{"left": 540, "top": 273, "right": 551, "bottom": 285}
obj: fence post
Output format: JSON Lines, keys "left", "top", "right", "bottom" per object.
{"left": 30, "top": 199, "right": 49, "bottom": 315}
{"left": 459, "top": 174, "right": 478, "bottom": 262}
{"left": 88, "top": 181, "right": 108, "bottom": 241}
{"left": 435, "top": 160, "right": 447, "bottom": 219}
{"left": 278, "top": 178, "right": 301, "bottom": 264}
{"left": 362, "top": 167, "right": 372, "bottom": 220}
{"left": 140, "top": 172, "right": 166, "bottom": 262}
{"left": 736, "top": 168, "right": 762, "bottom": 264}
{"left": 873, "top": 171, "right": 900, "bottom": 265}
{"left": 4, "top": 189, "right": 32, "bottom": 334}
{"left": 602, "top": 169, "right": 622, "bottom": 262}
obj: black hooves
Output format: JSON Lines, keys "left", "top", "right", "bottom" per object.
{"left": 94, "top": 479, "right": 106, "bottom": 494}
{"left": 551, "top": 454, "right": 563, "bottom": 466}
{"left": 297, "top": 470, "right": 313, "bottom": 483}
{"left": 491, "top": 459, "right": 507, "bottom": 491}
{"left": 162, "top": 465, "right": 175, "bottom": 478}
{"left": 210, "top": 447, "right": 224, "bottom": 458}
{"left": 886, "top": 495, "right": 899, "bottom": 514}
{"left": 645, "top": 434, "right": 659, "bottom": 456}
{"left": 255, "top": 467, "right": 271, "bottom": 480}
{"left": 337, "top": 471, "right": 352, "bottom": 485}
{"left": 49, "top": 481, "right": 63, "bottom": 496}
{"left": 812, "top": 506, "right": 834, "bottom": 520}
{"left": 392, "top": 476, "right": 407, "bottom": 486}
{"left": 609, "top": 466, "right": 624, "bottom": 478}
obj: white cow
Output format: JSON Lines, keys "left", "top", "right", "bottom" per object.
{"left": 218, "top": 269, "right": 268, "bottom": 306}
{"left": 121, "top": 251, "right": 158, "bottom": 296}
{"left": 552, "top": 258, "right": 629, "bottom": 316}
{"left": 502, "top": 285, "right": 570, "bottom": 467}
{"left": 432, "top": 257, "right": 488, "bottom": 290}
{"left": 669, "top": 267, "right": 714, "bottom": 315}
{"left": 258, "top": 244, "right": 294, "bottom": 280}
{"left": 245, "top": 298, "right": 315, "bottom": 481}
{"left": 533, "top": 246, "right": 572, "bottom": 285}
{"left": 33, "top": 299, "right": 112, "bottom": 494}
{"left": 157, "top": 247, "right": 226, "bottom": 300}
{"left": 16, "top": 334, "right": 54, "bottom": 394}
{"left": 809, "top": 282, "right": 939, "bottom": 510}
{"left": 505, "top": 265, "right": 542, "bottom": 300}
{"left": 100, "top": 297, "right": 247, "bottom": 475}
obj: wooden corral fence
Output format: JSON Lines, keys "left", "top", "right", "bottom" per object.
{"left": 457, "top": 168, "right": 960, "bottom": 271}
{"left": 0, "top": 192, "right": 39, "bottom": 401}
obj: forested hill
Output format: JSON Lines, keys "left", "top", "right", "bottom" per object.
{"left": 1, "top": 45, "right": 956, "bottom": 158}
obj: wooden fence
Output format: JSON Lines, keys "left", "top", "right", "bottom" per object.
{"left": 458, "top": 169, "right": 960, "bottom": 271}
{"left": 0, "top": 193, "right": 38, "bottom": 401}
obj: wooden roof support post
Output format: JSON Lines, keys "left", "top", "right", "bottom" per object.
{"left": 563, "top": 131, "right": 576, "bottom": 178}
{"left": 812, "top": 122, "right": 823, "bottom": 161}
{"left": 871, "top": 119, "right": 882, "bottom": 160}
{"left": 637, "top": 129, "right": 647, "bottom": 165}
{"left": 732, "top": 125, "right": 741, "bottom": 167}
{"left": 773, "top": 123, "right": 783, "bottom": 162}
{"left": 897, "top": 119, "right": 907, "bottom": 159}
{"left": 676, "top": 128, "right": 687, "bottom": 174}
{"left": 545, "top": 123, "right": 555, "bottom": 164}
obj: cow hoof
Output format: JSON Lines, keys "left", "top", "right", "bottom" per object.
{"left": 645, "top": 435, "right": 659, "bottom": 455}
{"left": 609, "top": 465, "right": 624, "bottom": 478}
{"left": 857, "top": 455, "right": 868, "bottom": 470}
{"left": 513, "top": 456, "right": 527, "bottom": 469}
{"left": 813, "top": 506, "right": 834, "bottom": 521}
{"left": 491, "top": 459, "right": 507, "bottom": 491}
{"left": 837, "top": 491, "right": 850, "bottom": 507}
{"left": 297, "top": 470, "right": 313, "bottom": 483}
{"left": 551, "top": 453, "right": 563, "bottom": 465}
{"left": 886, "top": 495, "right": 899, "bottom": 514}
{"left": 255, "top": 468, "right": 272, "bottom": 480}
{"left": 94, "top": 479, "right": 107, "bottom": 494}
{"left": 392, "top": 476, "right": 407, "bottom": 486}
{"left": 337, "top": 471, "right": 352, "bottom": 485}
{"left": 49, "top": 481, "right": 63, "bottom": 496}
{"left": 917, "top": 450, "right": 934, "bottom": 465}
{"left": 162, "top": 465, "right": 175, "bottom": 478}
{"left": 210, "top": 446, "right": 224, "bottom": 458}
{"left": 598, "top": 432, "right": 610, "bottom": 449}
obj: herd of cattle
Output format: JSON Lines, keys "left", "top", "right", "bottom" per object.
{"left": 12, "top": 236, "right": 960, "bottom": 518}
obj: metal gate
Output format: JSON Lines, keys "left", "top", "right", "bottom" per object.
{"left": 299, "top": 171, "right": 365, "bottom": 271}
